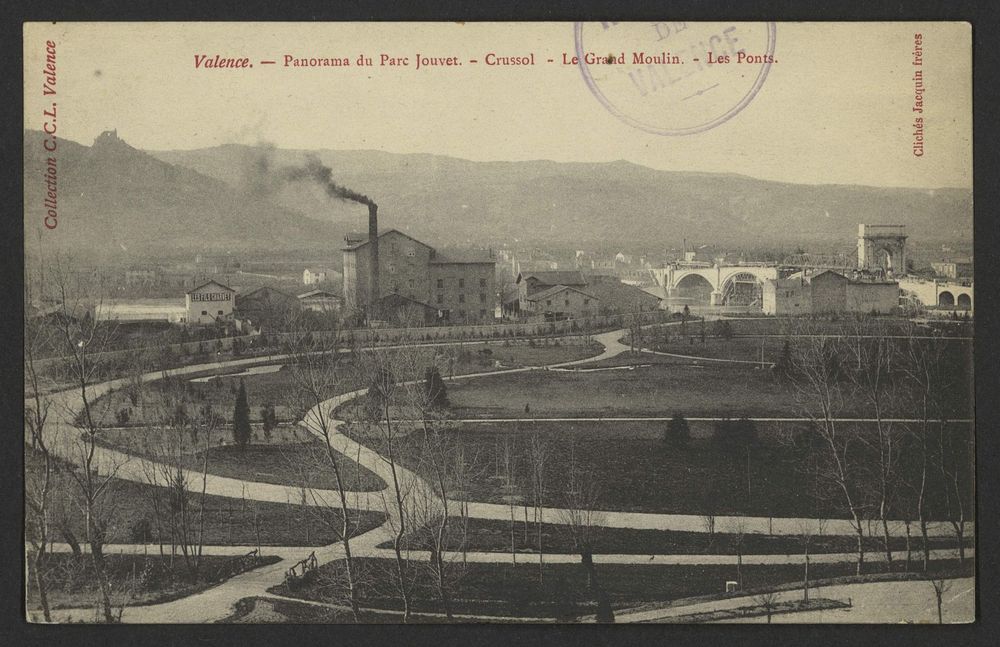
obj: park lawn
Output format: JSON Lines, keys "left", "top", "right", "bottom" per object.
{"left": 26, "top": 552, "right": 282, "bottom": 614}
{"left": 344, "top": 419, "right": 973, "bottom": 519}
{"left": 25, "top": 448, "right": 385, "bottom": 547}
{"left": 444, "top": 362, "right": 809, "bottom": 418}
{"left": 268, "top": 557, "right": 972, "bottom": 619}
{"left": 375, "top": 517, "right": 970, "bottom": 556}
{"left": 85, "top": 341, "right": 600, "bottom": 428}
{"left": 95, "top": 425, "right": 385, "bottom": 493}
{"left": 176, "top": 442, "right": 384, "bottom": 493}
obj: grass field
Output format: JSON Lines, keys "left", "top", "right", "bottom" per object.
{"left": 444, "top": 363, "right": 810, "bottom": 418}
{"left": 26, "top": 552, "right": 282, "bottom": 614}
{"left": 95, "top": 424, "right": 385, "bottom": 492}
{"left": 268, "top": 557, "right": 973, "bottom": 619}
{"left": 344, "top": 419, "right": 973, "bottom": 519}
{"left": 84, "top": 341, "right": 600, "bottom": 427}
{"left": 376, "top": 516, "right": 970, "bottom": 556}
{"left": 26, "top": 448, "right": 385, "bottom": 547}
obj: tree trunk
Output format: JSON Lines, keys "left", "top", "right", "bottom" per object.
{"left": 953, "top": 521, "right": 965, "bottom": 566}
{"left": 33, "top": 547, "right": 51, "bottom": 622}
{"left": 920, "top": 518, "right": 930, "bottom": 572}
{"left": 803, "top": 550, "right": 810, "bottom": 601}
{"left": 854, "top": 519, "right": 865, "bottom": 576}
{"left": 904, "top": 521, "right": 912, "bottom": 572}
{"left": 60, "top": 521, "right": 82, "bottom": 557}
{"left": 881, "top": 516, "right": 893, "bottom": 567}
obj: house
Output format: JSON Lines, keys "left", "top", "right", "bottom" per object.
{"left": 185, "top": 280, "right": 235, "bottom": 325}
{"left": 297, "top": 289, "right": 343, "bottom": 313}
{"left": 303, "top": 268, "right": 328, "bottom": 285}
{"left": 515, "top": 270, "right": 587, "bottom": 313}
{"left": 931, "top": 258, "right": 973, "bottom": 280}
{"left": 524, "top": 285, "right": 599, "bottom": 320}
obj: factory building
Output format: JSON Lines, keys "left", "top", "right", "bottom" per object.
{"left": 342, "top": 229, "right": 496, "bottom": 325}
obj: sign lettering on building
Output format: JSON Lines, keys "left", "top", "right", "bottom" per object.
{"left": 191, "top": 292, "right": 232, "bottom": 302}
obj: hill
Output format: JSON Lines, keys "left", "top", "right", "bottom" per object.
{"left": 150, "top": 144, "right": 973, "bottom": 250}
{"left": 23, "top": 130, "right": 340, "bottom": 261}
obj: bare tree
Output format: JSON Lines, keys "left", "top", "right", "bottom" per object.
{"left": 790, "top": 324, "right": 868, "bottom": 574}
{"left": 499, "top": 432, "right": 519, "bottom": 566}
{"left": 846, "top": 317, "right": 902, "bottom": 566}
{"left": 49, "top": 261, "right": 131, "bottom": 622}
{"left": 528, "top": 432, "right": 550, "bottom": 583}
{"left": 929, "top": 578, "right": 952, "bottom": 624}
{"left": 754, "top": 591, "right": 780, "bottom": 623}
{"left": 405, "top": 361, "right": 459, "bottom": 620}
{"left": 934, "top": 421, "right": 971, "bottom": 566}
{"left": 732, "top": 518, "right": 747, "bottom": 590}
{"left": 795, "top": 520, "right": 814, "bottom": 601}
{"left": 348, "top": 337, "right": 431, "bottom": 622}
{"left": 24, "top": 268, "right": 56, "bottom": 621}
{"left": 282, "top": 310, "right": 365, "bottom": 621}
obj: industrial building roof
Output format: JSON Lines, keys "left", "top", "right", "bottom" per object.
{"left": 526, "top": 284, "right": 598, "bottom": 302}
{"left": 517, "top": 270, "right": 587, "bottom": 286}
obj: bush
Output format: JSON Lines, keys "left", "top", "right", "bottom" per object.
{"left": 424, "top": 366, "right": 449, "bottom": 409}
{"left": 663, "top": 413, "right": 692, "bottom": 447}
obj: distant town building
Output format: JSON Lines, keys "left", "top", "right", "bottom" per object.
{"left": 931, "top": 258, "right": 973, "bottom": 280}
{"left": 762, "top": 270, "right": 898, "bottom": 316}
{"left": 303, "top": 268, "right": 328, "bottom": 285}
{"left": 297, "top": 289, "right": 343, "bottom": 313}
{"left": 342, "top": 229, "right": 496, "bottom": 325}
{"left": 185, "top": 280, "right": 235, "bottom": 325}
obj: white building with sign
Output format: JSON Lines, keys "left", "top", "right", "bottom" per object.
{"left": 185, "top": 280, "right": 235, "bottom": 325}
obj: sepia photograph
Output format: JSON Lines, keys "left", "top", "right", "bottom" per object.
{"left": 21, "top": 21, "right": 975, "bottom": 625}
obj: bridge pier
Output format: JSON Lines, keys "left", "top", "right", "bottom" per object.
{"left": 710, "top": 290, "right": 724, "bottom": 306}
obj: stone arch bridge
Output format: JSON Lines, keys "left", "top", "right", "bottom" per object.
{"left": 650, "top": 265, "right": 779, "bottom": 306}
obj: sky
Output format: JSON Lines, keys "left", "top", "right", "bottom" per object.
{"left": 24, "top": 22, "right": 972, "bottom": 189}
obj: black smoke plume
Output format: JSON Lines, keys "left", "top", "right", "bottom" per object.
{"left": 245, "top": 145, "right": 374, "bottom": 208}
{"left": 282, "top": 156, "right": 374, "bottom": 207}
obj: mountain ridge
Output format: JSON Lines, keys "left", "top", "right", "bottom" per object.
{"left": 24, "top": 130, "right": 972, "bottom": 261}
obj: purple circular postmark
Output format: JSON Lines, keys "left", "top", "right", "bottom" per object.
{"left": 574, "top": 22, "right": 777, "bottom": 136}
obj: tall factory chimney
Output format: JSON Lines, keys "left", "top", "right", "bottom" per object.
{"left": 368, "top": 202, "right": 379, "bottom": 319}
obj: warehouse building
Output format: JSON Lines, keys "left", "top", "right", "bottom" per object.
{"left": 762, "top": 270, "right": 898, "bottom": 316}
{"left": 185, "top": 280, "right": 235, "bottom": 325}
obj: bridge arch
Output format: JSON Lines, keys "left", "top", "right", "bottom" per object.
{"left": 719, "top": 272, "right": 767, "bottom": 306}
{"left": 938, "top": 291, "right": 955, "bottom": 307}
{"left": 673, "top": 273, "right": 715, "bottom": 305}
{"left": 957, "top": 293, "right": 972, "bottom": 309}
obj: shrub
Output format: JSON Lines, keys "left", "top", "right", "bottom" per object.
{"left": 663, "top": 413, "right": 691, "bottom": 447}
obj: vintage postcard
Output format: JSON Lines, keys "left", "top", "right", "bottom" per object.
{"left": 22, "top": 22, "right": 974, "bottom": 624}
